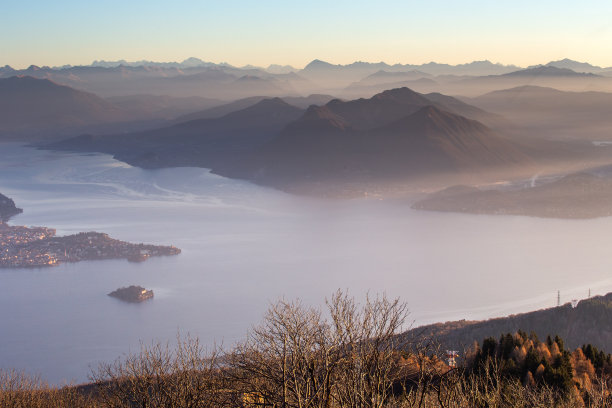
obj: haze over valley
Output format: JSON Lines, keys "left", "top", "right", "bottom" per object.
{"left": 4, "top": 56, "right": 609, "bottom": 201}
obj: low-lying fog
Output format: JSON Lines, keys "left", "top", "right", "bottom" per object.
{"left": 2, "top": 144, "right": 612, "bottom": 384}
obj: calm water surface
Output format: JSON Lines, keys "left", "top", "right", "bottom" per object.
{"left": 1, "top": 143, "right": 611, "bottom": 384}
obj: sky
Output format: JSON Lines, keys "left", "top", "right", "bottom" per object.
{"left": 2, "top": 0, "right": 612, "bottom": 69}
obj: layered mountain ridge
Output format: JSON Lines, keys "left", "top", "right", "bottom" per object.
{"left": 0, "top": 76, "right": 126, "bottom": 136}
{"left": 205, "top": 88, "right": 531, "bottom": 190}
{"left": 46, "top": 86, "right": 531, "bottom": 191}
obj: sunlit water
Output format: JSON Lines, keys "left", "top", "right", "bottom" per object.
{"left": 1, "top": 143, "right": 612, "bottom": 384}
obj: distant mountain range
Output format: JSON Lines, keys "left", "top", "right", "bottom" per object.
{"left": 6, "top": 56, "right": 612, "bottom": 198}
{"left": 4, "top": 58, "right": 611, "bottom": 100}
{"left": 89, "top": 57, "right": 228, "bottom": 69}
{"left": 301, "top": 59, "right": 521, "bottom": 78}
{"left": 0, "top": 64, "right": 309, "bottom": 99}
{"left": 6, "top": 57, "right": 610, "bottom": 77}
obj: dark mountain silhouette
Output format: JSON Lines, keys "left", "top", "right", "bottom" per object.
{"left": 49, "top": 87, "right": 525, "bottom": 191}
{"left": 402, "top": 292, "right": 612, "bottom": 354}
{"left": 51, "top": 98, "right": 305, "bottom": 168}
{"left": 322, "top": 87, "right": 434, "bottom": 130}
{"left": 175, "top": 87, "right": 494, "bottom": 133}
{"left": 373, "top": 106, "right": 525, "bottom": 169}
{"left": 343, "top": 78, "right": 440, "bottom": 99}
{"left": 195, "top": 97, "right": 303, "bottom": 130}
{"left": 174, "top": 94, "right": 335, "bottom": 122}
{"left": 317, "top": 87, "right": 500, "bottom": 128}
{"left": 218, "top": 104, "right": 528, "bottom": 186}
{"left": 0, "top": 76, "right": 127, "bottom": 138}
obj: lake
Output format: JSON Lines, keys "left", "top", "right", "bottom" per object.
{"left": 1, "top": 143, "right": 611, "bottom": 384}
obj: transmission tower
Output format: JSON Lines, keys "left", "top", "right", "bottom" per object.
{"left": 446, "top": 350, "right": 459, "bottom": 368}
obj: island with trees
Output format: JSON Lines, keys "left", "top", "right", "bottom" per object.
{"left": 108, "top": 285, "right": 154, "bottom": 303}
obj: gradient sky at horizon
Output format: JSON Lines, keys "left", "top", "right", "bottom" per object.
{"left": 2, "top": 0, "right": 612, "bottom": 69}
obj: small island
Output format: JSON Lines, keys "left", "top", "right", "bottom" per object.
{"left": 108, "top": 285, "right": 154, "bottom": 303}
{"left": 0, "top": 192, "right": 181, "bottom": 268}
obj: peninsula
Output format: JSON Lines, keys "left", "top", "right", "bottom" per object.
{"left": 0, "top": 193, "right": 180, "bottom": 268}
{"left": 413, "top": 172, "right": 612, "bottom": 219}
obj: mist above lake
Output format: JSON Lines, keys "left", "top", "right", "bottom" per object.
{"left": 1, "top": 143, "right": 611, "bottom": 384}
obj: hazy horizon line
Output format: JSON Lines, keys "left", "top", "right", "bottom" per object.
{"left": 3, "top": 56, "right": 609, "bottom": 72}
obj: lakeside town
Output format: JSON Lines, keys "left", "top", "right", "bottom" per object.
{"left": 0, "top": 191, "right": 181, "bottom": 268}
{"left": 0, "top": 222, "right": 181, "bottom": 267}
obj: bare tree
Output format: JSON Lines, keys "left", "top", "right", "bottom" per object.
{"left": 0, "top": 368, "right": 90, "bottom": 408}
{"left": 90, "top": 334, "right": 227, "bottom": 408}
{"left": 328, "top": 290, "right": 409, "bottom": 408}
{"left": 229, "top": 298, "right": 340, "bottom": 408}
